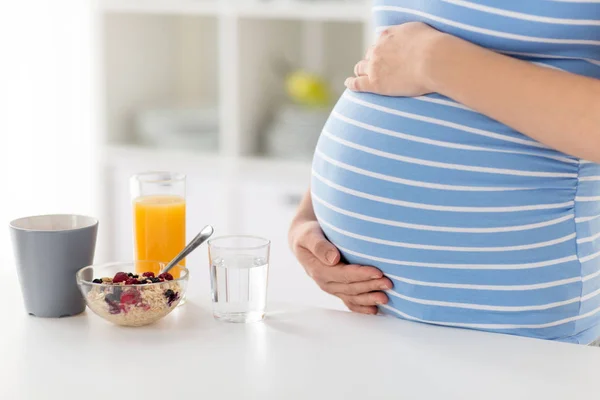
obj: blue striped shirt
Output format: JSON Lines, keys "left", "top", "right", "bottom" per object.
{"left": 311, "top": 0, "right": 600, "bottom": 344}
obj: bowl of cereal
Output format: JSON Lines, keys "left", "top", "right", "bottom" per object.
{"left": 76, "top": 261, "right": 188, "bottom": 327}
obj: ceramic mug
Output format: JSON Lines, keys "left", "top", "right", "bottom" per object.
{"left": 9, "top": 214, "right": 98, "bottom": 318}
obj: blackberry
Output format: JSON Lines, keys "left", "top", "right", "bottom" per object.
{"left": 151, "top": 278, "right": 161, "bottom": 283}
{"left": 92, "top": 278, "right": 103, "bottom": 284}
{"left": 105, "top": 294, "right": 119, "bottom": 304}
{"left": 127, "top": 272, "right": 134, "bottom": 277}
{"left": 164, "top": 289, "right": 179, "bottom": 306}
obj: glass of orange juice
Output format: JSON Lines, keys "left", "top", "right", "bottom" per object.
{"left": 130, "top": 172, "right": 186, "bottom": 282}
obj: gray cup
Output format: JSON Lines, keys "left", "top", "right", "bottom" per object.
{"left": 10, "top": 214, "right": 98, "bottom": 318}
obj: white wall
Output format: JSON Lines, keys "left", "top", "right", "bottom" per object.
{"left": 0, "top": 1, "right": 96, "bottom": 272}
{"left": 0, "top": 1, "right": 348, "bottom": 311}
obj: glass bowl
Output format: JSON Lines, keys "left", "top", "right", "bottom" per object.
{"left": 76, "top": 261, "right": 189, "bottom": 327}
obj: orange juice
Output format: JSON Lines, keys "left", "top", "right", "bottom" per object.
{"left": 133, "top": 195, "right": 186, "bottom": 278}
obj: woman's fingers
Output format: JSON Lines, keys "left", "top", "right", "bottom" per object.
{"left": 294, "top": 221, "right": 340, "bottom": 265}
{"left": 345, "top": 76, "right": 374, "bottom": 92}
{"left": 325, "top": 277, "right": 392, "bottom": 296}
{"left": 344, "top": 302, "right": 379, "bottom": 315}
{"left": 340, "top": 292, "right": 388, "bottom": 314}
{"left": 297, "top": 247, "right": 389, "bottom": 315}
{"left": 319, "top": 263, "right": 383, "bottom": 285}
{"left": 290, "top": 220, "right": 388, "bottom": 317}
{"left": 295, "top": 247, "right": 326, "bottom": 280}
{"left": 297, "top": 247, "right": 384, "bottom": 287}
{"left": 354, "top": 59, "right": 369, "bottom": 77}
{"left": 344, "top": 291, "right": 389, "bottom": 307}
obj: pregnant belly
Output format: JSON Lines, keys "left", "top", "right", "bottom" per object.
{"left": 311, "top": 90, "right": 600, "bottom": 343}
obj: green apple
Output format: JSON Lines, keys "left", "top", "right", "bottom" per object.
{"left": 285, "top": 70, "right": 331, "bottom": 107}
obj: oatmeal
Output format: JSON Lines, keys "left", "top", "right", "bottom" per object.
{"left": 85, "top": 271, "right": 181, "bottom": 327}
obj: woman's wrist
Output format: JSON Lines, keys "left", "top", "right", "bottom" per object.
{"left": 418, "top": 31, "right": 462, "bottom": 94}
{"left": 289, "top": 190, "right": 317, "bottom": 234}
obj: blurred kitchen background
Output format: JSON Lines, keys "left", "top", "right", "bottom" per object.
{"left": 0, "top": 0, "right": 373, "bottom": 310}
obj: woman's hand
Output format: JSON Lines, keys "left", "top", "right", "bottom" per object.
{"left": 345, "top": 22, "right": 444, "bottom": 97}
{"left": 289, "top": 218, "right": 391, "bottom": 315}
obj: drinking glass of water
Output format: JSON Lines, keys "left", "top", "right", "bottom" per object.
{"left": 208, "top": 235, "right": 270, "bottom": 323}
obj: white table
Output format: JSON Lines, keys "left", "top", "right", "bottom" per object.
{"left": 1, "top": 269, "right": 599, "bottom": 400}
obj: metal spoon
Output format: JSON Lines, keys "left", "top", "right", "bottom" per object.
{"left": 159, "top": 225, "right": 214, "bottom": 275}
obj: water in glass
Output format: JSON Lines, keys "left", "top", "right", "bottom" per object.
{"left": 210, "top": 254, "right": 268, "bottom": 323}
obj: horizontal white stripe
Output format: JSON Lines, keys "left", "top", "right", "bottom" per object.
{"left": 385, "top": 272, "right": 584, "bottom": 291}
{"left": 332, "top": 109, "right": 574, "bottom": 166}
{"left": 586, "top": 58, "right": 600, "bottom": 67}
{"left": 386, "top": 276, "right": 600, "bottom": 312}
{"left": 323, "top": 128, "right": 576, "bottom": 178}
{"left": 316, "top": 149, "right": 534, "bottom": 192}
{"left": 500, "top": 50, "right": 600, "bottom": 70}
{"left": 531, "top": 61, "right": 566, "bottom": 71}
{"left": 334, "top": 243, "right": 578, "bottom": 270}
{"left": 380, "top": 302, "right": 600, "bottom": 330}
{"left": 373, "top": 5, "right": 600, "bottom": 45}
{"left": 577, "top": 231, "right": 600, "bottom": 244}
{"left": 580, "top": 249, "right": 600, "bottom": 263}
{"left": 575, "top": 214, "right": 600, "bottom": 223}
{"left": 582, "top": 287, "right": 600, "bottom": 302}
{"left": 442, "top": 0, "right": 600, "bottom": 25}
{"left": 578, "top": 176, "right": 600, "bottom": 181}
{"left": 575, "top": 195, "right": 600, "bottom": 201}
{"left": 343, "top": 92, "right": 551, "bottom": 150}
{"left": 319, "top": 217, "right": 576, "bottom": 252}
{"left": 312, "top": 170, "right": 575, "bottom": 212}
{"left": 552, "top": 0, "right": 600, "bottom": 3}
{"left": 413, "top": 95, "right": 474, "bottom": 111}
{"left": 312, "top": 191, "right": 574, "bottom": 233}
{"left": 583, "top": 269, "right": 600, "bottom": 282}
{"left": 387, "top": 289, "right": 582, "bottom": 311}
{"left": 334, "top": 103, "right": 577, "bottom": 165}
{"left": 500, "top": 50, "right": 587, "bottom": 59}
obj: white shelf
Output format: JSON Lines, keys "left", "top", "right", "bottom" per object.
{"left": 104, "top": 144, "right": 311, "bottom": 182}
{"left": 235, "top": 0, "right": 369, "bottom": 22}
{"left": 99, "top": 0, "right": 370, "bottom": 22}
{"left": 100, "top": 0, "right": 220, "bottom": 15}
{"left": 104, "top": 144, "right": 222, "bottom": 168}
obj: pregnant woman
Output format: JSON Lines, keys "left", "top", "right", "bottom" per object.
{"left": 288, "top": 0, "right": 600, "bottom": 344}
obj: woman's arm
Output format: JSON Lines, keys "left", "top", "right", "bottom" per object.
{"left": 346, "top": 23, "right": 600, "bottom": 163}
{"left": 424, "top": 33, "right": 600, "bottom": 163}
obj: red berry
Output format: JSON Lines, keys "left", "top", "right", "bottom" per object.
{"left": 158, "top": 272, "right": 173, "bottom": 281}
{"left": 120, "top": 289, "right": 141, "bottom": 305}
{"left": 142, "top": 271, "right": 155, "bottom": 278}
{"left": 113, "top": 272, "right": 129, "bottom": 284}
{"left": 125, "top": 278, "right": 140, "bottom": 285}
